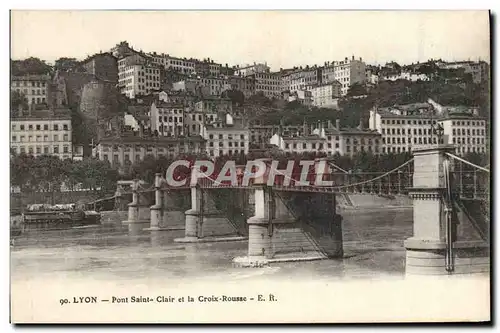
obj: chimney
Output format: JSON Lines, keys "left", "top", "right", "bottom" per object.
{"left": 359, "top": 118, "right": 364, "bottom": 130}
{"left": 139, "top": 124, "right": 144, "bottom": 137}
{"left": 336, "top": 119, "right": 340, "bottom": 130}
{"left": 328, "top": 119, "right": 332, "bottom": 129}
{"left": 17, "top": 104, "right": 23, "bottom": 117}
{"left": 303, "top": 120, "right": 308, "bottom": 136}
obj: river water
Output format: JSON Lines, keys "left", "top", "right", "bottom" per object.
{"left": 11, "top": 207, "right": 492, "bottom": 323}
{"left": 11, "top": 208, "right": 414, "bottom": 282}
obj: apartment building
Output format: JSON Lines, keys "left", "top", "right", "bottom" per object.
{"left": 439, "top": 61, "right": 489, "bottom": 84}
{"left": 118, "top": 54, "right": 161, "bottom": 98}
{"left": 322, "top": 56, "right": 366, "bottom": 96}
{"left": 228, "top": 76, "right": 256, "bottom": 97}
{"left": 150, "top": 101, "right": 185, "bottom": 136}
{"left": 369, "top": 103, "right": 445, "bottom": 154}
{"left": 271, "top": 119, "right": 381, "bottom": 157}
{"left": 10, "top": 108, "right": 74, "bottom": 160}
{"left": 281, "top": 67, "right": 321, "bottom": 93}
{"left": 439, "top": 115, "right": 487, "bottom": 155}
{"left": 81, "top": 52, "right": 118, "bottom": 83}
{"left": 248, "top": 72, "right": 282, "bottom": 98}
{"left": 234, "top": 63, "right": 270, "bottom": 77}
{"left": 203, "top": 122, "right": 250, "bottom": 157}
{"left": 11, "top": 74, "right": 51, "bottom": 105}
{"left": 306, "top": 81, "right": 342, "bottom": 109}
{"left": 95, "top": 134, "right": 205, "bottom": 168}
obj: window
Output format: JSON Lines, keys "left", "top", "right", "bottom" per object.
{"left": 20, "top": 125, "right": 25, "bottom": 130}
{"left": 12, "top": 136, "right": 16, "bottom": 141}
{"left": 36, "top": 135, "right": 41, "bottom": 142}
{"left": 54, "top": 135, "right": 59, "bottom": 141}
{"left": 20, "top": 147, "right": 25, "bottom": 154}
{"left": 44, "top": 124, "right": 48, "bottom": 130}
{"left": 63, "top": 124, "right": 68, "bottom": 130}
{"left": 63, "top": 134, "right": 69, "bottom": 141}
{"left": 53, "top": 146, "right": 59, "bottom": 153}
{"left": 36, "top": 147, "right": 41, "bottom": 154}
{"left": 54, "top": 124, "right": 59, "bottom": 131}
{"left": 43, "top": 146, "right": 49, "bottom": 154}
{"left": 36, "top": 125, "right": 41, "bottom": 130}
{"left": 63, "top": 146, "right": 69, "bottom": 153}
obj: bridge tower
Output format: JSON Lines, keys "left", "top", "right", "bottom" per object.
{"left": 405, "top": 145, "right": 489, "bottom": 275}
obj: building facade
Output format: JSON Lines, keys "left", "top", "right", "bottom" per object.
{"left": 249, "top": 72, "right": 282, "bottom": 98}
{"left": 306, "top": 81, "right": 342, "bottom": 109}
{"left": 95, "top": 135, "right": 205, "bottom": 168}
{"left": 81, "top": 52, "right": 118, "bottom": 83}
{"left": 11, "top": 74, "right": 51, "bottom": 105}
{"left": 150, "top": 101, "right": 185, "bottom": 136}
{"left": 118, "top": 54, "right": 161, "bottom": 98}
{"left": 322, "top": 56, "right": 366, "bottom": 96}
{"left": 203, "top": 124, "right": 250, "bottom": 157}
{"left": 10, "top": 108, "right": 74, "bottom": 160}
{"left": 234, "top": 63, "right": 270, "bottom": 77}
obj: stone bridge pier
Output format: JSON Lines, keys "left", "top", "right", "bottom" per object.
{"left": 405, "top": 145, "right": 489, "bottom": 275}
{"left": 122, "top": 179, "right": 151, "bottom": 233}
{"left": 174, "top": 184, "right": 248, "bottom": 243}
{"left": 147, "top": 173, "right": 187, "bottom": 231}
{"left": 233, "top": 179, "right": 343, "bottom": 267}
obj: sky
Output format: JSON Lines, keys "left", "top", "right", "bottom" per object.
{"left": 10, "top": 10, "right": 490, "bottom": 70}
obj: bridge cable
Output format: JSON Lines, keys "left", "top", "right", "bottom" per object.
{"left": 445, "top": 153, "right": 490, "bottom": 173}
{"left": 272, "top": 158, "right": 414, "bottom": 190}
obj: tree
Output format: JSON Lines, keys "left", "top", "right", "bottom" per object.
{"left": 10, "top": 90, "right": 28, "bottom": 117}
{"left": 222, "top": 89, "right": 245, "bottom": 106}
{"left": 11, "top": 57, "right": 52, "bottom": 76}
{"left": 54, "top": 57, "right": 81, "bottom": 72}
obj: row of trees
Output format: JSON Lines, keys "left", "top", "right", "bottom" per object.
{"left": 10, "top": 149, "right": 488, "bottom": 198}
{"left": 10, "top": 154, "right": 119, "bottom": 195}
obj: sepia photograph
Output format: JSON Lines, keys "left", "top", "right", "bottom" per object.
{"left": 8, "top": 9, "right": 492, "bottom": 324}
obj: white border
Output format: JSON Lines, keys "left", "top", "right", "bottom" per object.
{"left": 2, "top": 2, "right": 498, "bottom": 331}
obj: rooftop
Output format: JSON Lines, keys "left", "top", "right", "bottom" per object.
{"left": 11, "top": 108, "right": 72, "bottom": 120}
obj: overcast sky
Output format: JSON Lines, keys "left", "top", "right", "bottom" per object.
{"left": 10, "top": 10, "right": 490, "bottom": 70}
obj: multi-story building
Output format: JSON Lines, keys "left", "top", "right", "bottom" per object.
{"left": 321, "top": 121, "right": 382, "bottom": 157}
{"left": 283, "top": 90, "right": 312, "bottom": 106}
{"left": 270, "top": 119, "right": 382, "bottom": 157}
{"left": 81, "top": 52, "right": 118, "bottom": 83}
{"left": 306, "top": 81, "right": 342, "bottom": 109}
{"left": 203, "top": 122, "right": 250, "bottom": 157}
{"left": 281, "top": 67, "right": 322, "bottom": 93}
{"left": 228, "top": 76, "right": 256, "bottom": 97}
{"left": 11, "top": 74, "right": 51, "bottom": 105}
{"left": 118, "top": 54, "right": 161, "bottom": 98}
{"left": 147, "top": 52, "right": 197, "bottom": 75}
{"left": 173, "top": 77, "right": 230, "bottom": 97}
{"left": 194, "top": 96, "right": 233, "bottom": 114}
{"left": 369, "top": 103, "right": 444, "bottom": 154}
{"left": 248, "top": 72, "right": 282, "bottom": 98}
{"left": 234, "top": 63, "right": 270, "bottom": 77}
{"left": 10, "top": 107, "right": 74, "bottom": 160}
{"left": 95, "top": 133, "right": 205, "bottom": 168}
{"left": 198, "top": 76, "right": 230, "bottom": 96}
{"left": 322, "top": 56, "right": 366, "bottom": 96}
{"left": 150, "top": 101, "right": 185, "bottom": 136}
{"left": 439, "top": 114, "right": 487, "bottom": 155}
{"left": 439, "top": 60, "right": 490, "bottom": 84}
{"left": 249, "top": 124, "right": 303, "bottom": 144}
{"left": 194, "top": 59, "right": 222, "bottom": 77}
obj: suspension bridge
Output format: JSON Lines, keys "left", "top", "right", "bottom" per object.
{"left": 85, "top": 145, "right": 490, "bottom": 275}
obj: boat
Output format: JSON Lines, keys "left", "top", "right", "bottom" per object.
{"left": 21, "top": 204, "right": 101, "bottom": 231}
